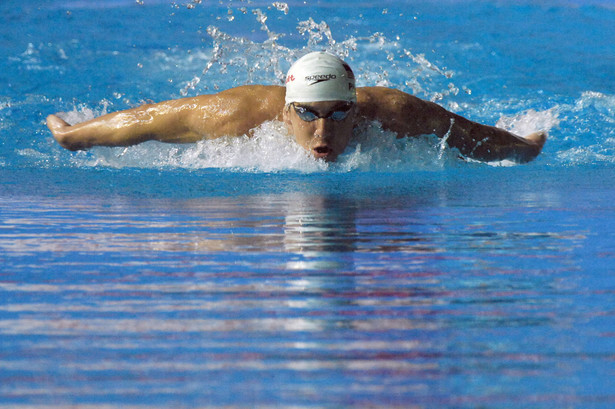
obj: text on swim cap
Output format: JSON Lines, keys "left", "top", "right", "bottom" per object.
{"left": 305, "top": 74, "right": 337, "bottom": 84}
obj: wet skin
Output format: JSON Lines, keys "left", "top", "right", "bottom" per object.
{"left": 283, "top": 100, "right": 357, "bottom": 162}
{"left": 47, "top": 85, "right": 546, "bottom": 163}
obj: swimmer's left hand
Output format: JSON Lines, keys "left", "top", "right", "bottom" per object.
{"left": 523, "top": 131, "right": 547, "bottom": 150}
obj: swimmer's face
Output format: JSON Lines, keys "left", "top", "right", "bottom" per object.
{"left": 283, "top": 100, "right": 356, "bottom": 162}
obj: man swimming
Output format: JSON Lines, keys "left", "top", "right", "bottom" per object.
{"left": 47, "top": 52, "right": 546, "bottom": 163}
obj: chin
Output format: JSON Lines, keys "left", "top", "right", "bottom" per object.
{"left": 312, "top": 151, "right": 338, "bottom": 162}
{"left": 324, "top": 154, "right": 339, "bottom": 162}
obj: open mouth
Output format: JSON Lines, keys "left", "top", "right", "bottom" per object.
{"left": 313, "top": 146, "right": 332, "bottom": 159}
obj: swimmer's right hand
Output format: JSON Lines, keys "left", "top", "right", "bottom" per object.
{"left": 46, "top": 114, "right": 86, "bottom": 151}
{"left": 46, "top": 114, "right": 69, "bottom": 132}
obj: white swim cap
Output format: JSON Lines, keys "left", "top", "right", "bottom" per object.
{"left": 285, "top": 52, "right": 356, "bottom": 104}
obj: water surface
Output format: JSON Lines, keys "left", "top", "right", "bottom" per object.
{"left": 1, "top": 0, "right": 615, "bottom": 407}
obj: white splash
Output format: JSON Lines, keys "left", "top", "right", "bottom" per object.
{"left": 76, "top": 120, "right": 325, "bottom": 172}
{"left": 495, "top": 107, "right": 560, "bottom": 137}
{"left": 43, "top": 7, "right": 597, "bottom": 171}
{"left": 554, "top": 91, "right": 615, "bottom": 165}
{"left": 60, "top": 102, "right": 111, "bottom": 126}
{"left": 69, "top": 117, "right": 462, "bottom": 173}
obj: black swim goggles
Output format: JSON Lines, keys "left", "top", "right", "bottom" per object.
{"left": 291, "top": 102, "right": 354, "bottom": 122}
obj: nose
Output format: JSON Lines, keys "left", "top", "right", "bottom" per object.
{"left": 310, "top": 118, "right": 336, "bottom": 159}
{"left": 313, "top": 118, "right": 334, "bottom": 141}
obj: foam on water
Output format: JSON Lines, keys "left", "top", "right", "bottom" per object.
{"left": 58, "top": 109, "right": 463, "bottom": 172}
{"left": 3, "top": 2, "right": 615, "bottom": 408}
{"left": 56, "top": 91, "right": 613, "bottom": 171}
{"left": 40, "top": 5, "right": 569, "bottom": 173}
{"left": 553, "top": 91, "right": 615, "bottom": 165}
{"left": 3, "top": 1, "right": 614, "bottom": 171}
{"left": 50, "top": 97, "right": 565, "bottom": 173}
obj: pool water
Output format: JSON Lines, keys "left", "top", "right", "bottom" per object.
{"left": 1, "top": 0, "right": 615, "bottom": 408}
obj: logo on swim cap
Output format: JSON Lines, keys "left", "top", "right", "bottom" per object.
{"left": 285, "top": 52, "right": 357, "bottom": 104}
{"left": 305, "top": 74, "right": 337, "bottom": 85}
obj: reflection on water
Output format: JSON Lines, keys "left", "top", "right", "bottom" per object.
{"left": 1, "top": 176, "right": 614, "bottom": 408}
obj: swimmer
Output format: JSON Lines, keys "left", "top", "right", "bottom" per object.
{"left": 47, "top": 52, "right": 546, "bottom": 163}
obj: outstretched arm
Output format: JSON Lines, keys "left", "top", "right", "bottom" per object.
{"left": 48, "top": 85, "right": 285, "bottom": 151}
{"left": 357, "top": 87, "right": 546, "bottom": 163}
{"left": 440, "top": 111, "right": 546, "bottom": 163}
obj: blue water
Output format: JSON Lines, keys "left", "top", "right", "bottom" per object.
{"left": 2, "top": 0, "right": 615, "bottom": 408}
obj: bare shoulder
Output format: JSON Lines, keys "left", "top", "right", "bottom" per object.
{"left": 356, "top": 87, "right": 440, "bottom": 136}
{"left": 217, "top": 84, "right": 285, "bottom": 99}
{"left": 191, "top": 85, "right": 285, "bottom": 119}
{"left": 207, "top": 85, "right": 285, "bottom": 108}
{"left": 358, "top": 86, "right": 411, "bottom": 101}
{"left": 185, "top": 85, "right": 286, "bottom": 137}
{"left": 356, "top": 87, "right": 431, "bottom": 118}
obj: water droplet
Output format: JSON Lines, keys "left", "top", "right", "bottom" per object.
{"left": 272, "top": 2, "right": 289, "bottom": 14}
